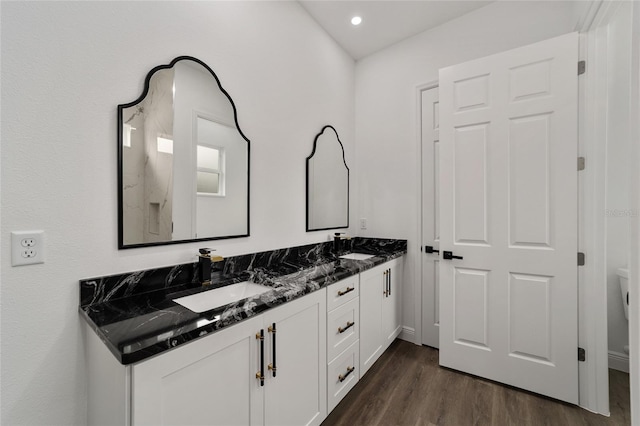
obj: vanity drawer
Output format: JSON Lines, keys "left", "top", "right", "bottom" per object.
{"left": 327, "top": 275, "right": 359, "bottom": 311}
{"left": 327, "top": 340, "right": 359, "bottom": 413}
{"left": 327, "top": 297, "right": 359, "bottom": 361}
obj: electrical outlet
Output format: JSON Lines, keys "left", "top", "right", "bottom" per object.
{"left": 360, "top": 218, "right": 367, "bottom": 230}
{"left": 21, "top": 238, "right": 36, "bottom": 247}
{"left": 11, "top": 230, "right": 45, "bottom": 266}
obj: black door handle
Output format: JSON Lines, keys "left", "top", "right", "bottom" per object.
{"left": 425, "top": 246, "right": 440, "bottom": 254}
{"left": 443, "top": 251, "right": 463, "bottom": 260}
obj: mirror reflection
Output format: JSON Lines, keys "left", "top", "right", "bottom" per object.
{"left": 306, "top": 125, "right": 349, "bottom": 231}
{"left": 119, "top": 56, "right": 249, "bottom": 248}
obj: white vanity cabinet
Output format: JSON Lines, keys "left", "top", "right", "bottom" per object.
{"left": 325, "top": 275, "right": 360, "bottom": 412}
{"left": 86, "top": 289, "right": 326, "bottom": 426}
{"left": 359, "top": 257, "right": 403, "bottom": 377}
{"left": 86, "top": 255, "right": 406, "bottom": 425}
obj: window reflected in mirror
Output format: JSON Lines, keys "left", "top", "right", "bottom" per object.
{"left": 197, "top": 145, "right": 223, "bottom": 195}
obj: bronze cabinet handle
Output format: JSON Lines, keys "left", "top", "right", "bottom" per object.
{"left": 383, "top": 270, "right": 388, "bottom": 296}
{"left": 338, "top": 287, "right": 355, "bottom": 297}
{"left": 256, "top": 330, "right": 265, "bottom": 386}
{"left": 338, "top": 366, "right": 355, "bottom": 382}
{"left": 338, "top": 321, "right": 355, "bottom": 334}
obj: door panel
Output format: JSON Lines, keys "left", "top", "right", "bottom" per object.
{"left": 439, "top": 32, "right": 579, "bottom": 404}
{"left": 453, "top": 267, "right": 489, "bottom": 349}
{"left": 454, "top": 123, "right": 490, "bottom": 245}
{"left": 454, "top": 74, "right": 490, "bottom": 111}
{"left": 509, "top": 114, "right": 553, "bottom": 248}
{"left": 508, "top": 273, "right": 552, "bottom": 362}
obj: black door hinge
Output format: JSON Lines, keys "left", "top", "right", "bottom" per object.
{"left": 578, "top": 61, "right": 586, "bottom": 75}
{"left": 578, "top": 347, "right": 586, "bottom": 362}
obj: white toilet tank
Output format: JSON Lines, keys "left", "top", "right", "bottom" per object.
{"left": 618, "top": 268, "right": 629, "bottom": 320}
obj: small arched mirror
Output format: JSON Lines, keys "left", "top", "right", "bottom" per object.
{"left": 118, "top": 56, "right": 250, "bottom": 249}
{"left": 306, "top": 125, "right": 349, "bottom": 231}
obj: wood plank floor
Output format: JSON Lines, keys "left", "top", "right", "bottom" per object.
{"left": 322, "top": 340, "right": 631, "bottom": 426}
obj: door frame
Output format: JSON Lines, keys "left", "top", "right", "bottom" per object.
{"left": 629, "top": 2, "right": 640, "bottom": 421}
{"left": 414, "top": 0, "right": 637, "bottom": 415}
{"left": 415, "top": 80, "right": 439, "bottom": 349}
{"left": 581, "top": 0, "right": 640, "bottom": 418}
{"left": 577, "top": 0, "right": 638, "bottom": 416}
{"left": 574, "top": 1, "right": 609, "bottom": 414}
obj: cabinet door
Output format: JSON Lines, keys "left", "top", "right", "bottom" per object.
{"left": 132, "top": 316, "right": 263, "bottom": 426}
{"left": 383, "top": 257, "right": 404, "bottom": 349}
{"left": 263, "top": 290, "right": 327, "bottom": 426}
{"left": 359, "top": 263, "right": 385, "bottom": 376}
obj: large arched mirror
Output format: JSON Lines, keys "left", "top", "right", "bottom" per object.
{"left": 306, "top": 125, "right": 349, "bottom": 231}
{"left": 118, "top": 56, "right": 249, "bottom": 249}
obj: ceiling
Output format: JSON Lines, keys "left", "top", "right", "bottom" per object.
{"left": 299, "top": 1, "right": 494, "bottom": 60}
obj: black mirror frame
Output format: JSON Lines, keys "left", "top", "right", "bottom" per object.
{"left": 117, "top": 56, "right": 250, "bottom": 249}
{"left": 305, "top": 125, "right": 350, "bottom": 232}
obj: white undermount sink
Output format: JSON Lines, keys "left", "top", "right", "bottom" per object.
{"left": 339, "top": 253, "right": 376, "bottom": 261}
{"left": 173, "top": 282, "right": 271, "bottom": 313}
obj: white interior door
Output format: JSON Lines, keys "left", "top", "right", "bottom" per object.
{"left": 421, "top": 86, "right": 441, "bottom": 348}
{"left": 438, "top": 32, "right": 579, "bottom": 404}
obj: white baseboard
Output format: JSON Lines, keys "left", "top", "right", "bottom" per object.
{"left": 399, "top": 326, "right": 416, "bottom": 344}
{"left": 608, "top": 350, "right": 630, "bottom": 373}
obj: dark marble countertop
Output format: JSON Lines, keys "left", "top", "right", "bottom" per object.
{"left": 80, "top": 238, "right": 407, "bottom": 365}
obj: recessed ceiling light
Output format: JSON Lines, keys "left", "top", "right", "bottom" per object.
{"left": 351, "top": 16, "right": 362, "bottom": 26}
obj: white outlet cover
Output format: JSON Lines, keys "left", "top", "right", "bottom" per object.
{"left": 11, "top": 230, "right": 45, "bottom": 266}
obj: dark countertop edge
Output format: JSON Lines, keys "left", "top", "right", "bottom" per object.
{"left": 82, "top": 247, "right": 407, "bottom": 365}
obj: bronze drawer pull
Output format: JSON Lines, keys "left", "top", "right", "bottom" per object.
{"left": 338, "top": 321, "right": 355, "bottom": 334}
{"left": 256, "top": 330, "right": 265, "bottom": 386}
{"left": 338, "top": 287, "right": 355, "bottom": 297}
{"left": 338, "top": 366, "right": 355, "bottom": 382}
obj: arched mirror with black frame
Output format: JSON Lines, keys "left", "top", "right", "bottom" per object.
{"left": 118, "top": 56, "right": 250, "bottom": 249}
{"left": 306, "top": 125, "right": 349, "bottom": 232}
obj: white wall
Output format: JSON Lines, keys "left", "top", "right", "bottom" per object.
{"left": 354, "top": 1, "right": 583, "bottom": 334}
{"left": 605, "top": 1, "right": 633, "bottom": 363}
{"left": 0, "top": 2, "right": 354, "bottom": 424}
